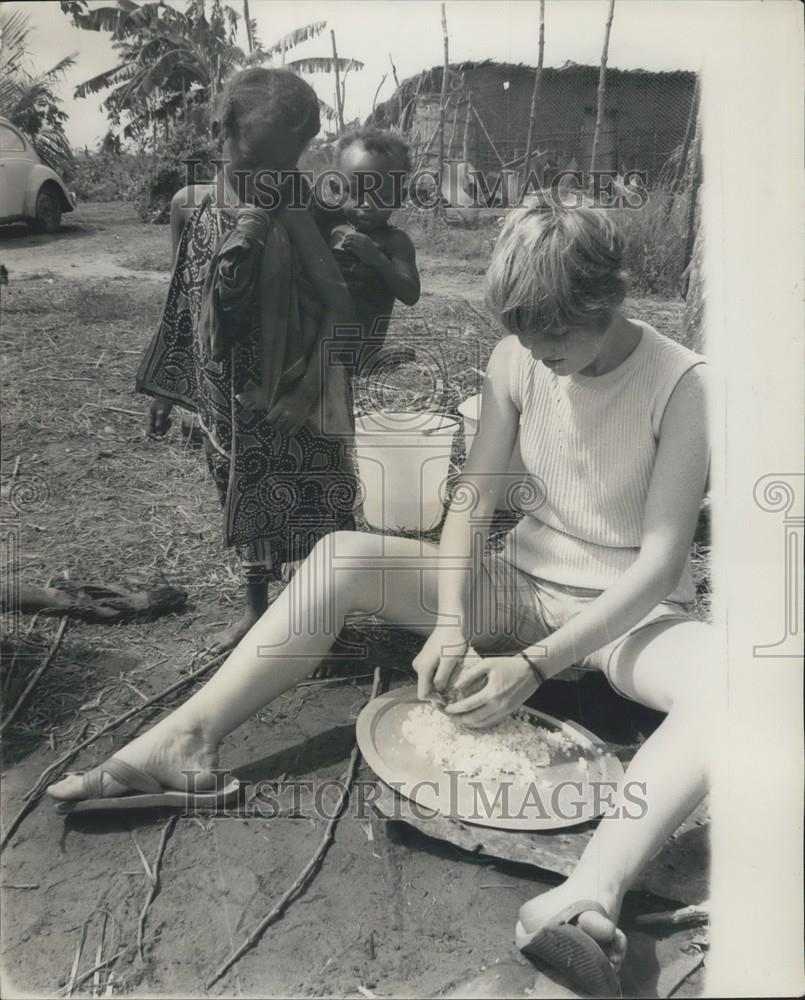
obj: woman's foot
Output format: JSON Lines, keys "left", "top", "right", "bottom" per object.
{"left": 517, "top": 879, "right": 628, "bottom": 972}
{"left": 207, "top": 610, "right": 261, "bottom": 655}
{"left": 46, "top": 724, "right": 220, "bottom": 802}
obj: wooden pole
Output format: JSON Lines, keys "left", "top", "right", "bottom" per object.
{"left": 389, "top": 52, "right": 402, "bottom": 125}
{"left": 673, "top": 76, "right": 700, "bottom": 193}
{"left": 372, "top": 73, "right": 388, "bottom": 115}
{"left": 472, "top": 103, "right": 505, "bottom": 168}
{"left": 438, "top": 3, "right": 449, "bottom": 205}
{"left": 462, "top": 92, "right": 472, "bottom": 163}
{"left": 589, "top": 0, "right": 615, "bottom": 177}
{"left": 447, "top": 95, "right": 460, "bottom": 159}
{"left": 242, "top": 0, "right": 254, "bottom": 54}
{"left": 331, "top": 30, "right": 344, "bottom": 136}
{"left": 521, "top": 0, "right": 545, "bottom": 200}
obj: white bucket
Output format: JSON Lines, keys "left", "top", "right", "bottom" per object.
{"left": 354, "top": 411, "right": 460, "bottom": 532}
{"left": 457, "top": 393, "right": 526, "bottom": 509}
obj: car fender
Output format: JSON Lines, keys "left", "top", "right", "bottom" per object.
{"left": 23, "top": 164, "right": 76, "bottom": 216}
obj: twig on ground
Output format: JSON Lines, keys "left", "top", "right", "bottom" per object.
{"left": 207, "top": 666, "right": 384, "bottom": 988}
{"left": 59, "top": 944, "right": 134, "bottom": 997}
{"left": 136, "top": 816, "right": 178, "bottom": 960}
{"left": 1, "top": 616, "right": 69, "bottom": 736}
{"left": 667, "top": 952, "right": 705, "bottom": 997}
{"left": 65, "top": 918, "right": 90, "bottom": 997}
{"left": 0, "top": 651, "right": 226, "bottom": 854}
{"left": 634, "top": 901, "right": 710, "bottom": 927}
{"left": 92, "top": 911, "right": 108, "bottom": 998}
{"left": 296, "top": 672, "right": 375, "bottom": 688}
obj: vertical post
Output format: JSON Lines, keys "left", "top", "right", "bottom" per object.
{"left": 589, "top": 0, "right": 616, "bottom": 177}
{"left": 331, "top": 30, "right": 344, "bottom": 136}
{"left": 438, "top": 3, "right": 449, "bottom": 205}
{"left": 243, "top": 0, "right": 254, "bottom": 54}
{"left": 389, "top": 52, "right": 402, "bottom": 126}
{"left": 462, "top": 92, "right": 472, "bottom": 163}
{"left": 521, "top": 0, "right": 546, "bottom": 200}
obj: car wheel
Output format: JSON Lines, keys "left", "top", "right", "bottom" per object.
{"left": 33, "top": 187, "right": 62, "bottom": 234}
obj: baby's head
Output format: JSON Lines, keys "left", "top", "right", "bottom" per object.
{"left": 336, "top": 127, "right": 410, "bottom": 232}
{"left": 217, "top": 68, "right": 320, "bottom": 194}
{"left": 485, "top": 206, "right": 628, "bottom": 374}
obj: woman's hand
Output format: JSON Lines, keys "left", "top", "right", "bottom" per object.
{"left": 412, "top": 626, "right": 470, "bottom": 701}
{"left": 148, "top": 399, "right": 173, "bottom": 438}
{"left": 444, "top": 653, "right": 541, "bottom": 729}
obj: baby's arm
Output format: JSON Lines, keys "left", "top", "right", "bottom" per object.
{"left": 340, "top": 229, "right": 421, "bottom": 306}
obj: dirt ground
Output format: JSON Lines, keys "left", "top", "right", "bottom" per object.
{"left": 0, "top": 204, "right": 706, "bottom": 998}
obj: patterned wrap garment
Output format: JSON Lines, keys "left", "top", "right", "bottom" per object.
{"left": 136, "top": 190, "right": 359, "bottom": 573}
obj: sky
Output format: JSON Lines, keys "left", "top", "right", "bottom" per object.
{"left": 8, "top": 0, "right": 726, "bottom": 149}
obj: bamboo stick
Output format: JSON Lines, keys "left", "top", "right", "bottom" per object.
{"left": 589, "top": 0, "right": 616, "bottom": 176}
{"left": 447, "top": 95, "right": 460, "bottom": 159}
{"left": 242, "top": 0, "right": 254, "bottom": 54}
{"left": 438, "top": 3, "right": 450, "bottom": 205}
{"left": 388, "top": 52, "right": 402, "bottom": 124}
{"left": 521, "top": 0, "right": 546, "bottom": 200}
{"left": 462, "top": 93, "right": 472, "bottom": 163}
{"left": 331, "top": 30, "right": 344, "bottom": 136}
{"left": 471, "top": 104, "right": 505, "bottom": 167}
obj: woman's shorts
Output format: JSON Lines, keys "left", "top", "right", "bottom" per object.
{"left": 470, "top": 553, "right": 692, "bottom": 700}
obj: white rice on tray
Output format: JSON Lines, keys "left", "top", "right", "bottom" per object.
{"left": 401, "top": 703, "right": 581, "bottom": 782}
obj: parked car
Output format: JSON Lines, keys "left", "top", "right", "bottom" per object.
{"left": 0, "top": 117, "right": 76, "bottom": 233}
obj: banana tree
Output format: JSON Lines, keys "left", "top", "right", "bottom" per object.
{"left": 251, "top": 21, "right": 365, "bottom": 135}
{"left": 66, "top": 0, "right": 245, "bottom": 139}
{"left": 0, "top": 7, "right": 76, "bottom": 176}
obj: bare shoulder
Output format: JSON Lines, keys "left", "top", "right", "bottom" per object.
{"left": 171, "top": 184, "right": 212, "bottom": 221}
{"left": 375, "top": 225, "right": 416, "bottom": 259}
{"left": 486, "top": 335, "right": 520, "bottom": 386}
{"left": 670, "top": 362, "right": 708, "bottom": 406}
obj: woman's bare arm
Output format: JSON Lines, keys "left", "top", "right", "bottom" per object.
{"left": 413, "top": 337, "right": 521, "bottom": 696}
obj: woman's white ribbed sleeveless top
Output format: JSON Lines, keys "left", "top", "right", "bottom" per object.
{"left": 503, "top": 322, "right": 706, "bottom": 603}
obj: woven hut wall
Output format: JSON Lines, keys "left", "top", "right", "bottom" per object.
{"left": 370, "top": 61, "right": 697, "bottom": 182}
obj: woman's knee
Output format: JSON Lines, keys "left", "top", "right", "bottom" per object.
{"left": 309, "top": 530, "right": 383, "bottom": 613}
{"left": 613, "top": 620, "right": 718, "bottom": 713}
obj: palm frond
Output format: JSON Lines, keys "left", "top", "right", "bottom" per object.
{"left": 286, "top": 56, "right": 364, "bottom": 75}
{"left": 317, "top": 97, "right": 338, "bottom": 122}
{"left": 137, "top": 49, "right": 207, "bottom": 97}
{"left": 75, "top": 61, "right": 138, "bottom": 98}
{"left": 69, "top": 3, "right": 138, "bottom": 35}
{"left": 40, "top": 53, "right": 78, "bottom": 84}
{"left": 32, "top": 125, "right": 74, "bottom": 176}
{"left": 264, "top": 21, "right": 327, "bottom": 58}
{"left": 0, "top": 8, "right": 33, "bottom": 77}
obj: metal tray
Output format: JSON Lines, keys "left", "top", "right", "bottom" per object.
{"left": 357, "top": 686, "right": 625, "bottom": 831}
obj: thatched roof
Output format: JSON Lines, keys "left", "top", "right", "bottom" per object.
{"left": 368, "top": 59, "right": 695, "bottom": 128}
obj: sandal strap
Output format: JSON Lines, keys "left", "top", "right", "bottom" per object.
{"left": 101, "top": 758, "right": 164, "bottom": 795}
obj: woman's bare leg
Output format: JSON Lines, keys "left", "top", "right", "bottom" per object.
{"left": 518, "top": 620, "right": 715, "bottom": 968}
{"left": 48, "top": 531, "right": 452, "bottom": 800}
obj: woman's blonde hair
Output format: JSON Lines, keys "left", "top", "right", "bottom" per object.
{"left": 485, "top": 206, "right": 628, "bottom": 337}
